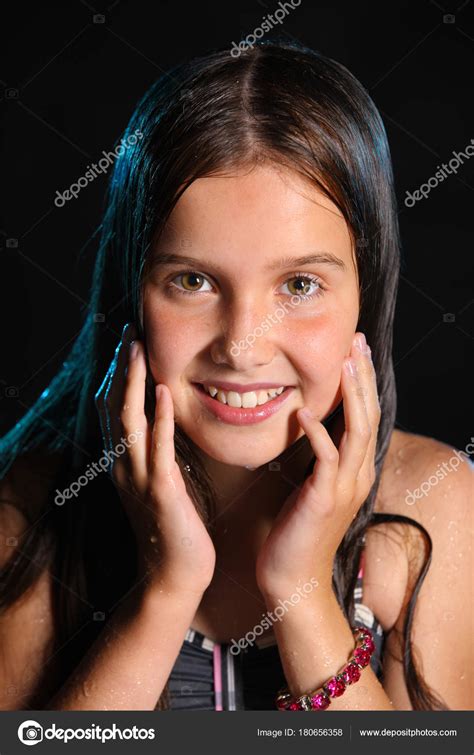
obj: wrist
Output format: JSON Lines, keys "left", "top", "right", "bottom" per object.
{"left": 260, "top": 573, "right": 335, "bottom": 607}
{"left": 139, "top": 568, "right": 209, "bottom": 604}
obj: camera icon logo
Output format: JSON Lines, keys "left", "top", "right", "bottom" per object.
{"left": 18, "top": 720, "right": 43, "bottom": 745}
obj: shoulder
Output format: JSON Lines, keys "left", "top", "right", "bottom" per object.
{"left": 372, "top": 429, "right": 473, "bottom": 709}
{"left": 376, "top": 428, "right": 473, "bottom": 540}
{"left": 0, "top": 451, "right": 61, "bottom": 709}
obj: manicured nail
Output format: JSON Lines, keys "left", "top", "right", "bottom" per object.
{"left": 299, "top": 407, "right": 314, "bottom": 420}
{"left": 344, "top": 358, "right": 357, "bottom": 376}
{"left": 355, "top": 333, "right": 370, "bottom": 354}
{"left": 129, "top": 340, "right": 139, "bottom": 360}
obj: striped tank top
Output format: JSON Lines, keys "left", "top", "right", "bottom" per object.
{"left": 167, "top": 548, "right": 385, "bottom": 710}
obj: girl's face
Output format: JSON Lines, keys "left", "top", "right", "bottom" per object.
{"left": 142, "top": 164, "right": 360, "bottom": 469}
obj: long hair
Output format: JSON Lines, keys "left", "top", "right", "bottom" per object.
{"left": 0, "top": 40, "right": 447, "bottom": 710}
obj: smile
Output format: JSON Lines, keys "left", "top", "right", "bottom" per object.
{"left": 192, "top": 383, "right": 295, "bottom": 426}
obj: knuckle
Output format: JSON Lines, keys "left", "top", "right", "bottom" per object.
{"left": 324, "top": 447, "right": 339, "bottom": 464}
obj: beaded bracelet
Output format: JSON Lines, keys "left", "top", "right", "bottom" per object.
{"left": 275, "top": 626, "right": 375, "bottom": 711}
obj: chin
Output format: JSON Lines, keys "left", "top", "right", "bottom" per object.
{"left": 184, "top": 430, "right": 291, "bottom": 469}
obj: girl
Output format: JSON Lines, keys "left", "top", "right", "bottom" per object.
{"left": 0, "top": 41, "right": 472, "bottom": 712}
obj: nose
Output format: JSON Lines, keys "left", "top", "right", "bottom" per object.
{"left": 210, "top": 297, "right": 277, "bottom": 370}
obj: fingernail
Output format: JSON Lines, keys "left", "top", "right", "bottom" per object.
{"left": 156, "top": 384, "right": 162, "bottom": 401}
{"left": 355, "top": 333, "right": 370, "bottom": 354}
{"left": 300, "top": 407, "right": 314, "bottom": 420}
{"left": 344, "top": 358, "right": 357, "bottom": 376}
{"left": 129, "top": 340, "right": 139, "bottom": 359}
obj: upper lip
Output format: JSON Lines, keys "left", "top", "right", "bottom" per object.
{"left": 195, "top": 380, "right": 293, "bottom": 393}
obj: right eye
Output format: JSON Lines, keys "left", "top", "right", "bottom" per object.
{"left": 167, "top": 272, "right": 213, "bottom": 297}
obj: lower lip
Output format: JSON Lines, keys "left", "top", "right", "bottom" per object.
{"left": 192, "top": 383, "right": 295, "bottom": 426}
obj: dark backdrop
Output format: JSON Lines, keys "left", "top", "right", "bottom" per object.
{"left": 1, "top": 0, "right": 473, "bottom": 450}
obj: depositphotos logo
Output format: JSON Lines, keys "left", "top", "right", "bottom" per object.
{"left": 17, "top": 720, "right": 156, "bottom": 745}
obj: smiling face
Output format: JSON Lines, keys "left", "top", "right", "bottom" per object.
{"left": 141, "top": 163, "right": 360, "bottom": 469}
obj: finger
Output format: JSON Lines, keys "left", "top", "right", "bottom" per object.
{"left": 352, "top": 333, "right": 381, "bottom": 427}
{"left": 149, "top": 383, "right": 181, "bottom": 495}
{"left": 295, "top": 410, "right": 339, "bottom": 515}
{"left": 337, "top": 355, "right": 372, "bottom": 489}
{"left": 120, "top": 339, "right": 149, "bottom": 495}
{"left": 350, "top": 334, "right": 380, "bottom": 489}
{"left": 104, "top": 323, "right": 136, "bottom": 449}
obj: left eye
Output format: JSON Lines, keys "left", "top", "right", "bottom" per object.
{"left": 167, "top": 272, "right": 325, "bottom": 301}
{"left": 282, "top": 275, "right": 323, "bottom": 299}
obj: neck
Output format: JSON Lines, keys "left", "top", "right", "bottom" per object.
{"left": 194, "top": 435, "right": 316, "bottom": 529}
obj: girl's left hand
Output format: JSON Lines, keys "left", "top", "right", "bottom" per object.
{"left": 255, "top": 332, "right": 381, "bottom": 598}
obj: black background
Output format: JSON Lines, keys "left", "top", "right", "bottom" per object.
{"left": 1, "top": 0, "right": 473, "bottom": 450}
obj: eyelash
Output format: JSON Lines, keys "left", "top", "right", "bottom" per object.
{"left": 166, "top": 271, "right": 326, "bottom": 302}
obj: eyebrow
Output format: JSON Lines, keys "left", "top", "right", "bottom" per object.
{"left": 149, "top": 251, "right": 346, "bottom": 273}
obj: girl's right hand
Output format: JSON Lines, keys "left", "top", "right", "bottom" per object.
{"left": 94, "top": 323, "right": 216, "bottom": 598}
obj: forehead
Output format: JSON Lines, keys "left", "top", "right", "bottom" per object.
{"left": 156, "top": 165, "right": 356, "bottom": 273}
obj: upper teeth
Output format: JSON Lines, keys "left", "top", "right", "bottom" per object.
{"left": 204, "top": 385, "right": 285, "bottom": 408}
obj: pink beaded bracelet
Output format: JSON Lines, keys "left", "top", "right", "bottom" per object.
{"left": 275, "top": 626, "right": 375, "bottom": 711}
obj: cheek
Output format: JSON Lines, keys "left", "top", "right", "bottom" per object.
{"left": 142, "top": 295, "right": 199, "bottom": 378}
{"left": 292, "top": 314, "right": 354, "bottom": 374}
{"left": 290, "top": 314, "right": 355, "bottom": 412}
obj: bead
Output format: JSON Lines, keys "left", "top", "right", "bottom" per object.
{"left": 342, "top": 663, "right": 361, "bottom": 684}
{"left": 353, "top": 648, "right": 371, "bottom": 667}
{"left": 310, "top": 692, "right": 331, "bottom": 710}
{"left": 325, "top": 676, "right": 346, "bottom": 697}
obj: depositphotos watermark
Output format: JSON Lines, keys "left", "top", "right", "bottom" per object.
{"left": 54, "top": 430, "right": 143, "bottom": 505}
{"left": 230, "top": 0, "right": 302, "bottom": 58}
{"left": 230, "top": 292, "right": 307, "bottom": 357}
{"left": 229, "top": 577, "right": 319, "bottom": 655}
{"left": 54, "top": 129, "right": 143, "bottom": 208}
{"left": 405, "top": 439, "right": 474, "bottom": 505}
{"left": 17, "top": 720, "right": 155, "bottom": 746}
{"left": 404, "top": 138, "right": 474, "bottom": 207}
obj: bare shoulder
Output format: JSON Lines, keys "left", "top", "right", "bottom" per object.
{"left": 375, "top": 427, "right": 473, "bottom": 537}
{"left": 366, "top": 428, "right": 473, "bottom": 709}
{"left": 363, "top": 429, "right": 473, "bottom": 629}
{"left": 0, "top": 451, "right": 62, "bottom": 709}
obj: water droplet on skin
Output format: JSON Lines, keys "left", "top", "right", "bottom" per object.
{"left": 82, "top": 682, "right": 92, "bottom": 698}
{"left": 150, "top": 535, "right": 158, "bottom": 544}
{"left": 395, "top": 467, "right": 402, "bottom": 475}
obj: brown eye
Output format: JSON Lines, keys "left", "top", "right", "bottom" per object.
{"left": 285, "top": 276, "right": 321, "bottom": 298}
{"left": 169, "top": 272, "right": 213, "bottom": 296}
{"left": 180, "top": 273, "right": 205, "bottom": 291}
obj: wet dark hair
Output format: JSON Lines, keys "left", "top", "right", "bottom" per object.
{"left": 0, "top": 40, "right": 447, "bottom": 710}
